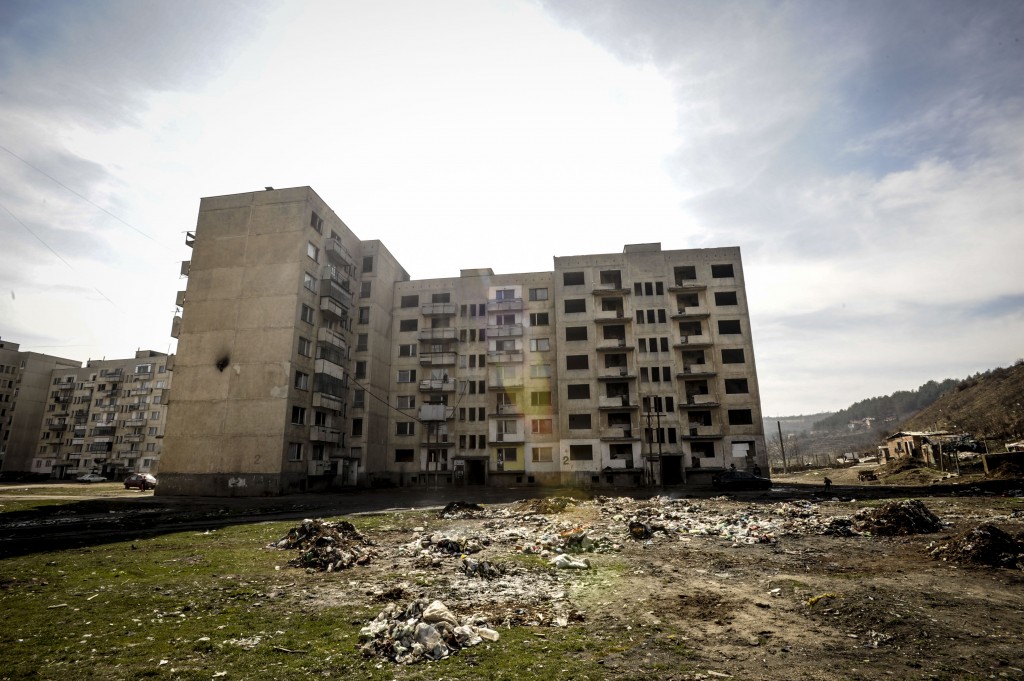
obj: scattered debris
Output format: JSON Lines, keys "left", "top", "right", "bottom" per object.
{"left": 438, "top": 501, "right": 485, "bottom": 518}
{"left": 807, "top": 592, "right": 843, "bottom": 607}
{"left": 359, "top": 598, "right": 499, "bottom": 664}
{"left": 928, "top": 523, "right": 1024, "bottom": 570}
{"left": 271, "top": 519, "right": 374, "bottom": 571}
{"left": 851, "top": 500, "right": 944, "bottom": 536}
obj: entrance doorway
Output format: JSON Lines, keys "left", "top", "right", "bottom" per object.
{"left": 465, "top": 459, "right": 486, "bottom": 485}
{"left": 662, "top": 455, "right": 683, "bottom": 485}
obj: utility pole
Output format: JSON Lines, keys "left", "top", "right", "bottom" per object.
{"left": 655, "top": 407, "right": 663, "bottom": 488}
{"left": 777, "top": 420, "right": 788, "bottom": 474}
{"left": 644, "top": 406, "right": 654, "bottom": 487}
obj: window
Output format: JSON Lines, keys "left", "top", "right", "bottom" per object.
{"left": 494, "top": 288, "right": 516, "bottom": 301}
{"left": 530, "top": 391, "right": 551, "bottom": 406}
{"left": 397, "top": 369, "right": 417, "bottom": 383}
{"left": 397, "top": 395, "right": 415, "bottom": 409}
{"left": 711, "top": 263, "right": 734, "bottom": 278}
{"left": 399, "top": 319, "right": 418, "bottom": 332}
{"left": 294, "top": 371, "right": 309, "bottom": 390}
{"left": 358, "top": 307, "right": 370, "bottom": 324}
{"left": 569, "top": 444, "right": 593, "bottom": 460}
{"left": 674, "top": 265, "right": 697, "bottom": 282}
{"left": 395, "top": 448, "right": 414, "bottom": 463}
{"left": 565, "top": 326, "right": 587, "bottom": 341}
{"left": 530, "top": 364, "right": 551, "bottom": 378}
{"left": 306, "top": 242, "right": 320, "bottom": 262}
{"left": 725, "top": 378, "right": 749, "bottom": 394}
{"left": 564, "top": 299, "right": 586, "bottom": 313}
{"left": 498, "top": 447, "right": 518, "bottom": 462}
{"left": 396, "top": 422, "right": 415, "bottom": 435}
{"left": 529, "top": 287, "right": 548, "bottom": 301}
{"left": 356, "top": 333, "right": 369, "bottom": 351}
{"left": 362, "top": 256, "right": 374, "bottom": 273}
{"left": 529, "top": 312, "right": 549, "bottom": 326}
{"left": 360, "top": 281, "right": 372, "bottom": 298}
{"left": 303, "top": 272, "right": 317, "bottom": 293}
{"left": 721, "top": 349, "right": 745, "bottom": 364}
{"left": 291, "top": 406, "right": 307, "bottom": 425}
{"left": 353, "top": 389, "right": 365, "bottom": 408}
{"left": 566, "top": 355, "right": 589, "bottom": 370}
{"left": 531, "top": 419, "right": 553, "bottom": 434}
{"left": 718, "top": 319, "right": 741, "bottom": 334}
{"left": 530, "top": 338, "right": 550, "bottom": 352}
{"left": 532, "top": 446, "right": 553, "bottom": 462}
{"left": 288, "top": 443, "right": 303, "bottom": 461}
{"left": 151, "top": 411, "right": 161, "bottom": 420}
{"left": 398, "top": 344, "right": 417, "bottom": 357}
{"left": 568, "top": 414, "right": 592, "bottom": 429}
{"left": 354, "top": 361, "right": 366, "bottom": 379}
{"left": 563, "top": 272, "right": 584, "bottom": 286}
{"left": 728, "top": 409, "right": 754, "bottom": 425}
{"left": 400, "top": 294, "right": 419, "bottom": 308}
{"left": 352, "top": 419, "right": 363, "bottom": 438}
{"left": 298, "top": 337, "right": 312, "bottom": 357}
{"left": 310, "top": 211, "right": 323, "bottom": 233}
{"left": 567, "top": 384, "right": 590, "bottom": 399}
{"left": 300, "top": 304, "right": 315, "bottom": 324}
{"left": 714, "top": 291, "right": 738, "bottom": 306}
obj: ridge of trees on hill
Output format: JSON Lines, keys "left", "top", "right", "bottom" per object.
{"left": 811, "top": 378, "right": 962, "bottom": 433}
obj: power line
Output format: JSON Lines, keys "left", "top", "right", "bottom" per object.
{"left": 0, "top": 142, "right": 155, "bottom": 242}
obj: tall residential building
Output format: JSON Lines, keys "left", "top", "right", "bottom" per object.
{"left": 0, "top": 338, "right": 79, "bottom": 478}
{"left": 32, "top": 351, "right": 172, "bottom": 479}
{"left": 159, "top": 186, "right": 765, "bottom": 496}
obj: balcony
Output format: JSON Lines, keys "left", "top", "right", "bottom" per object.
{"left": 672, "top": 306, "right": 710, "bottom": 320}
{"left": 422, "top": 437, "right": 455, "bottom": 448}
{"left": 419, "top": 352, "right": 457, "bottom": 366}
{"left": 48, "top": 421, "right": 68, "bottom": 431}
{"left": 308, "top": 459, "right": 329, "bottom": 476}
{"left": 318, "top": 327, "right": 349, "bottom": 353}
{"left": 684, "top": 393, "right": 720, "bottom": 407}
{"left": 122, "top": 434, "right": 145, "bottom": 443}
{"left": 419, "top": 404, "right": 455, "bottom": 421}
{"left": 600, "top": 427, "right": 639, "bottom": 441}
{"left": 71, "top": 437, "right": 85, "bottom": 446}
{"left": 89, "top": 442, "right": 113, "bottom": 452}
{"left": 185, "top": 231, "right": 195, "bottom": 248}
{"left": 674, "top": 334, "right": 712, "bottom": 348}
{"left": 312, "top": 392, "right": 344, "bottom": 411}
{"left": 495, "top": 403, "right": 523, "bottom": 416}
{"left": 487, "top": 375, "right": 524, "bottom": 389}
{"left": 598, "top": 395, "right": 637, "bottom": 409}
{"left": 421, "top": 302, "right": 457, "bottom": 316}
{"left": 668, "top": 281, "right": 706, "bottom": 292}
{"left": 324, "top": 238, "right": 356, "bottom": 269}
{"left": 598, "top": 367, "right": 634, "bottom": 381}
{"left": 592, "top": 282, "right": 629, "bottom": 295}
{"left": 487, "top": 298, "right": 523, "bottom": 312}
{"left": 321, "top": 263, "right": 353, "bottom": 289}
{"left": 180, "top": 260, "right": 190, "bottom": 277}
{"left": 491, "top": 431, "right": 525, "bottom": 444}
{"left": 175, "top": 290, "right": 186, "bottom": 307}
{"left": 170, "top": 315, "right": 182, "bottom": 339}
{"left": 488, "top": 324, "right": 523, "bottom": 338}
{"left": 486, "top": 351, "right": 523, "bottom": 364}
{"left": 123, "top": 418, "right": 147, "bottom": 427}
{"left": 310, "top": 426, "right": 343, "bottom": 443}
{"left": 596, "top": 338, "right": 630, "bottom": 352}
{"left": 418, "top": 328, "right": 457, "bottom": 342}
{"left": 418, "top": 378, "right": 457, "bottom": 393}
{"left": 594, "top": 309, "right": 629, "bottom": 323}
{"left": 682, "top": 426, "right": 723, "bottom": 439}
{"left": 320, "top": 296, "right": 349, "bottom": 321}
{"left": 130, "top": 388, "right": 151, "bottom": 396}
{"left": 678, "top": 363, "right": 716, "bottom": 377}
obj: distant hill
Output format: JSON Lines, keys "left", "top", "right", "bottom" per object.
{"left": 901, "top": 362, "right": 1024, "bottom": 442}
{"left": 811, "top": 378, "right": 961, "bottom": 433}
{"left": 761, "top": 413, "right": 833, "bottom": 436}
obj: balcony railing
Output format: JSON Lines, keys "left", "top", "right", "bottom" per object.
{"left": 310, "top": 426, "right": 343, "bottom": 443}
{"left": 592, "top": 282, "right": 628, "bottom": 295}
{"left": 491, "top": 431, "right": 524, "bottom": 444}
{"left": 598, "top": 367, "right": 632, "bottom": 380}
{"left": 598, "top": 395, "right": 636, "bottom": 409}
{"left": 487, "top": 324, "right": 523, "bottom": 338}
{"left": 122, "top": 434, "right": 145, "bottom": 443}
{"left": 600, "top": 427, "right": 638, "bottom": 441}
{"left": 487, "top": 376, "right": 523, "bottom": 389}
{"left": 685, "top": 393, "right": 720, "bottom": 406}
{"left": 317, "top": 327, "right": 349, "bottom": 353}
{"left": 486, "top": 299, "right": 523, "bottom": 312}
{"left": 674, "top": 334, "right": 712, "bottom": 347}
{"left": 324, "top": 238, "right": 356, "bottom": 269}
{"left": 418, "top": 379, "right": 457, "bottom": 392}
{"left": 679, "top": 363, "right": 715, "bottom": 377}
{"left": 321, "top": 264, "right": 353, "bottom": 289}
{"left": 597, "top": 338, "right": 629, "bottom": 351}
{"left": 683, "top": 426, "right": 723, "bottom": 439}
{"left": 486, "top": 351, "right": 523, "bottom": 364}
{"left": 672, "top": 306, "right": 710, "bottom": 319}
{"left": 419, "top": 352, "right": 457, "bottom": 366}
{"left": 421, "top": 302, "right": 457, "bottom": 316}
{"left": 123, "top": 418, "right": 147, "bottom": 427}
{"left": 312, "top": 392, "right": 344, "bottom": 412}
{"left": 418, "top": 328, "right": 457, "bottom": 341}
{"left": 418, "top": 404, "right": 455, "bottom": 421}
{"left": 495, "top": 403, "right": 522, "bottom": 416}
{"left": 668, "top": 281, "right": 706, "bottom": 292}
{"left": 320, "top": 297, "right": 349, "bottom": 321}
{"left": 594, "top": 309, "right": 629, "bottom": 322}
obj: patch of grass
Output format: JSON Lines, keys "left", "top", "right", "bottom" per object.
{"left": 0, "top": 498, "right": 70, "bottom": 513}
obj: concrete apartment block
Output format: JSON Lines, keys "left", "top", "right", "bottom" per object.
{"left": 159, "top": 186, "right": 765, "bottom": 496}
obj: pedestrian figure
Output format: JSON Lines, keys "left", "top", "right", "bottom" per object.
{"left": 730, "top": 463, "right": 737, "bottom": 472}
{"left": 753, "top": 464, "right": 762, "bottom": 477}
{"left": 823, "top": 476, "right": 832, "bottom": 492}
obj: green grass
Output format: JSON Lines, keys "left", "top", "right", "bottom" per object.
{"left": 0, "top": 515, "right": 694, "bottom": 681}
{"left": 0, "top": 498, "right": 71, "bottom": 513}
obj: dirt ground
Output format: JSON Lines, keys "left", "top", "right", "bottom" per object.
{"left": 278, "top": 491, "right": 1024, "bottom": 680}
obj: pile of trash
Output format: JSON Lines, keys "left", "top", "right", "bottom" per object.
{"left": 402, "top": 531, "right": 489, "bottom": 567}
{"left": 270, "top": 519, "right": 374, "bottom": 571}
{"left": 928, "top": 523, "right": 1024, "bottom": 569}
{"left": 851, "top": 500, "right": 944, "bottom": 536}
{"left": 438, "top": 501, "right": 486, "bottom": 519}
{"left": 359, "top": 598, "right": 500, "bottom": 664}
{"left": 499, "top": 522, "right": 621, "bottom": 557}
{"left": 511, "top": 496, "right": 580, "bottom": 515}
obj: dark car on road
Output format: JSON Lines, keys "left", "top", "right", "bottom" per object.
{"left": 124, "top": 474, "right": 157, "bottom": 490}
{"left": 712, "top": 470, "right": 773, "bottom": 491}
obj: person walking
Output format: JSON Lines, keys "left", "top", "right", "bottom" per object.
{"left": 823, "top": 476, "right": 832, "bottom": 493}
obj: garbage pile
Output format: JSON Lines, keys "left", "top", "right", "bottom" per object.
{"left": 271, "top": 519, "right": 374, "bottom": 571}
{"left": 438, "top": 501, "right": 486, "bottom": 519}
{"left": 928, "top": 523, "right": 1024, "bottom": 570}
{"left": 511, "top": 496, "right": 580, "bottom": 515}
{"left": 402, "top": 531, "right": 489, "bottom": 568}
{"left": 359, "top": 598, "right": 500, "bottom": 664}
{"left": 851, "top": 500, "right": 944, "bottom": 536}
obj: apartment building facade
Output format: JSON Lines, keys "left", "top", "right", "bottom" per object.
{"left": 0, "top": 338, "right": 80, "bottom": 478}
{"left": 32, "top": 351, "right": 172, "bottom": 479}
{"left": 159, "top": 186, "right": 766, "bottom": 496}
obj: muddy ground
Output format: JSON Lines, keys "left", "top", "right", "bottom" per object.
{"left": 279, "top": 491, "right": 1024, "bottom": 680}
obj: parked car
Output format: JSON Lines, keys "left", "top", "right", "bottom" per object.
{"left": 124, "top": 474, "right": 157, "bottom": 490}
{"left": 76, "top": 473, "right": 107, "bottom": 483}
{"left": 712, "top": 470, "right": 773, "bottom": 491}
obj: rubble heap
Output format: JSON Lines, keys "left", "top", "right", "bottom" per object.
{"left": 928, "top": 524, "right": 1024, "bottom": 570}
{"left": 271, "top": 519, "right": 374, "bottom": 571}
{"left": 359, "top": 598, "right": 500, "bottom": 664}
{"left": 438, "top": 501, "right": 485, "bottom": 519}
{"left": 512, "top": 496, "right": 580, "bottom": 515}
{"left": 851, "top": 500, "right": 944, "bottom": 536}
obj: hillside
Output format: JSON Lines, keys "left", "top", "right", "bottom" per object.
{"left": 811, "top": 378, "right": 961, "bottom": 432}
{"left": 901, "top": 361, "right": 1024, "bottom": 443}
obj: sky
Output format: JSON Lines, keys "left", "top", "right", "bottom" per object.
{"left": 1, "top": 0, "right": 1022, "bottom": 417}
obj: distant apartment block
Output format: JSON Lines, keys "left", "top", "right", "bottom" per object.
{"left": 159, "top": 186, "right": 766, "bottom": 496}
